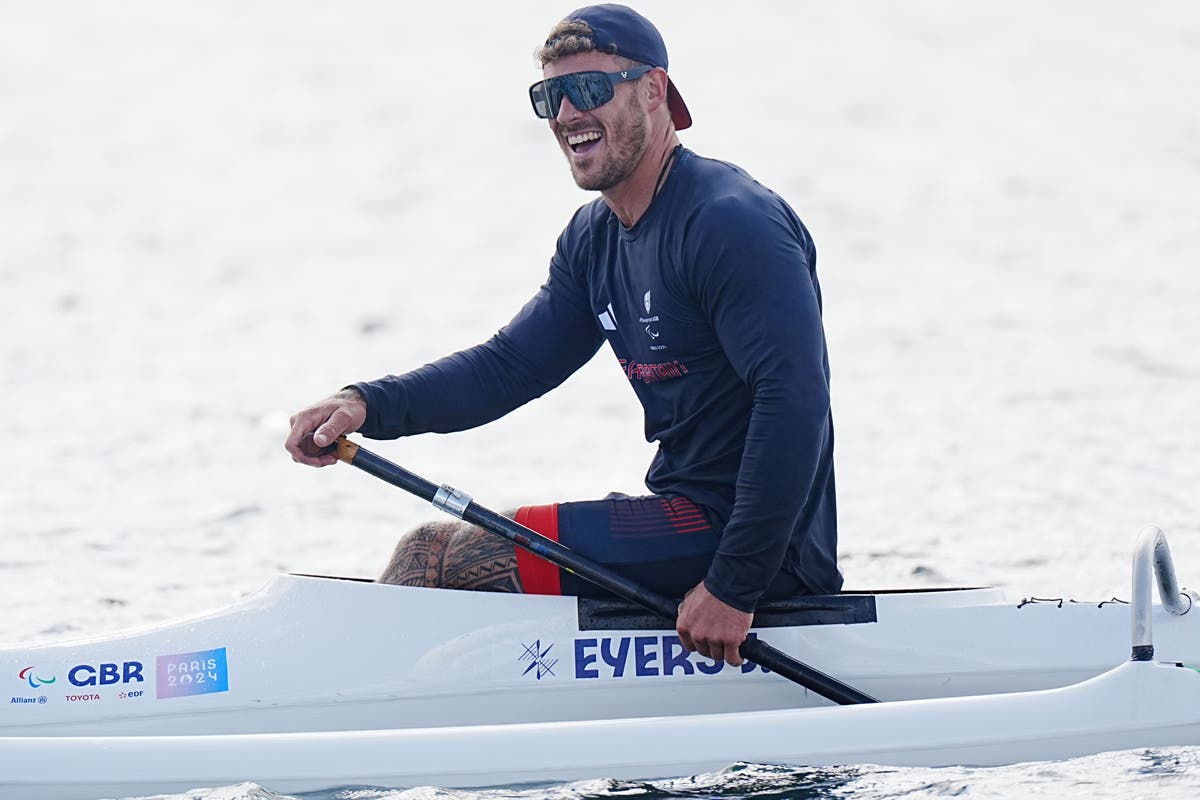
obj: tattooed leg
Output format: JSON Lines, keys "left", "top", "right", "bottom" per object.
{"left": 378, "top": 510, "right": 524, "bottom": 592}
{"left": 377, "top": 521, "right": 454, "bottom": 587}
{"left": 440, "top": 523, "right": 523, "bottom": 592}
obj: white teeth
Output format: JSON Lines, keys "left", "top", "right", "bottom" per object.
{"left": 566, "top": 131, "right": 602, "bottom": 147}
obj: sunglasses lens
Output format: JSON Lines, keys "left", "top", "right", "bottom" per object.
{"left": 564, "top": 73, "right": 613, "bottom": 112}
{"left": 530, "top": 72, "right": 615, "bottom": 119}
{"left": 530, "top": 82, "right": 554, "bottom": 118}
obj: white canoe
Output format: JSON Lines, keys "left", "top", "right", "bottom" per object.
{"left": 1, "top": 526, "right": 1197, "bottom": 799}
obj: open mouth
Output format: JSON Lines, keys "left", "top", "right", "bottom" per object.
{"left": 566, "top": 130, "right": 603, "bottom": 156}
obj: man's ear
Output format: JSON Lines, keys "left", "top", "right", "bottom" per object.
{"left": 644, "top": 67, "right": 669, "bottom": 113}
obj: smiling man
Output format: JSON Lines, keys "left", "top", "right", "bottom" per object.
{"left": 285, "top": 4, "right": 840, "bottom": 667}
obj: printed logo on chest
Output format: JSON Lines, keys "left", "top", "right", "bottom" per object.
{"left": 638, "top": 290, "right": 666, "bottom": 351}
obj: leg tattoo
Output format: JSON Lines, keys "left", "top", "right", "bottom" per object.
{"left": 378, "top": 522, "right": 453, "bottom": 587}
{"left": 378, "top": 511, "right": 524, "bottom": 592}
{"left": 441, "top": 526, "right": 523, "bottom": 592}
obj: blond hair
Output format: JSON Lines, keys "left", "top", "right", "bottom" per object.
{"left": 537, "top": 19, "right": 639, "bottom": 69}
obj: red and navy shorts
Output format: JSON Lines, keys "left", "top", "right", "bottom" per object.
{"left": 514, "top": 493, "right": 723, "bottom": 599}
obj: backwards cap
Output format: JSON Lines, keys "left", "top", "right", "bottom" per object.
{"left": 554, "top": 4, "right": 692, "bottom": 130}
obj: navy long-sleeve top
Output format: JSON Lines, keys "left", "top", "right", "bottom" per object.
{"left": 355, "top": 148, "right": 841, "bottom": 610}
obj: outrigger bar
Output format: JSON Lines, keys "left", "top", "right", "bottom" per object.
{"left": 302, "top": 434, "right": 878, "bottom": 706}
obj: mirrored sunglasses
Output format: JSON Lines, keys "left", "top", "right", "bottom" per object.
{"left": 529, "top": 65, "right": 654, "bottom": 119}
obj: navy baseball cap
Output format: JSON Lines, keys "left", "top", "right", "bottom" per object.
{"left": 556, "top": 4, "right": 692, "bottom": 130}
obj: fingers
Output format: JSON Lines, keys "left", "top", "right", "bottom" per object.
{"left": 284, "top": 390, "right": 368, "bottom": 467}
{"left": 687, "top": 638, "right": 743, "bottom": 668}
{"left": 677, "top": 616, "right": 743, "bottom": 667}
{"left": 284, "top": 410, "right": 324, "bottom": 465}
{"left": 675, "top": 581, "right": 750, "bottom": 667}
{"left": 284, "top": 411, "right": 342, "bottom": 467}
{"left": 675, "top": 591, "right": 698, "bottom": 656}
{"left": 677, "top": 627, "right": 696, "bottom": 655}
{"left": 284, "top": 412, "right": 315, "bottom": 462}
{"left": 724, "top": 641, "right": 744, "bottom": 668}
{"left": 700, "top": 642, "right": 739, "bottom": 666}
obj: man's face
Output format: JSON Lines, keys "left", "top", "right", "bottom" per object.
{"left": 543, "top": 52, "right": 651, "bottom": 192}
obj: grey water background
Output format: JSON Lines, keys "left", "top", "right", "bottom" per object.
{"left": 2, "top": 0, "right": 1199, "bottom": 797}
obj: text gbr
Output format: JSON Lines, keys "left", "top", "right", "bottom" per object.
{"left": 68, "top": 661, "right": 144, "bottom": 687}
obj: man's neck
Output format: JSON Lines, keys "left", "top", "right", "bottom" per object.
{"left": 601, "top": 130, "right": 682, "bottom": 228}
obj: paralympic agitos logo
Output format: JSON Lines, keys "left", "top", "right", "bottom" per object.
{"left": 18, "top": 667, "right": 56, "bottom": 689}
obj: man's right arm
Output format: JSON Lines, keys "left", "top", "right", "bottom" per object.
{"left": 352, "top": 270, "right": 601, "bottom": 439}
{"left": 285, "top": 240, "right": 601, "bottom": 465}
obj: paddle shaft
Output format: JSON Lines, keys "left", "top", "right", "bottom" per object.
{"left": 321, "top": 435, "right": 877, "bottom": 705}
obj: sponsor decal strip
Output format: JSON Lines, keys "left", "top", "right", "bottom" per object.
{"left": 15, "top": 648, "right": 229, "bottom": 704}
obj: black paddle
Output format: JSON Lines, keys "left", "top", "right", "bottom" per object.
{"left": 302, "top": 434, "right": 877, "bottom": 706}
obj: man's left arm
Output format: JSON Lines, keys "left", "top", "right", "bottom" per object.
{"left": 675, "top": 197, "right": 832, "bottom": 666}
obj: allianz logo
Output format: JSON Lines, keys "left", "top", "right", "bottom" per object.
{"left": 574, "top": 633, "right": 770, "bottom": 679}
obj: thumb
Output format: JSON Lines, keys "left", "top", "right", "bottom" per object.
{"left": 314, "top": 405, "right": 362, "bottom": 447}
{"left": 313, "top": 422, "right": 339, "bottom": 447}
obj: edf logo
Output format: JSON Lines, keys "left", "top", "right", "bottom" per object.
{"left": 68, "top": 661, "right": 144, "bottom": 687}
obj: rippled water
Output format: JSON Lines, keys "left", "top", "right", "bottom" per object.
{"left": 4, "top": 0, "right": 1200, "bottom": 798}
{"left": 129, "top": 751, "right": 1200, "bottom": 800}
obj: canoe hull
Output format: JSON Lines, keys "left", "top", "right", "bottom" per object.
{"left": 3, "top": 576, "right": 1193, "bottom": 738}
{"left": 3, "top": 566, "right": 1200, "bottom": 799}
{"left": 2, "top": 660, "right": 1198, "bottom": 800}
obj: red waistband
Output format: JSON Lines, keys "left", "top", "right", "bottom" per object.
{"left": 513, "top": 504, "right": 562, "bottom": 596}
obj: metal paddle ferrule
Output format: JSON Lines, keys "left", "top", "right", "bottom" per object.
{"left": 432, "top": 485, "right": 472, "bottom": 518}
{"left": 305, "top": 434, "right": 878, "bottom": 706}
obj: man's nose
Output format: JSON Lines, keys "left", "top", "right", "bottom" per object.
{"left": 556, "top": 94, "right": 582, "bottom": 125}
